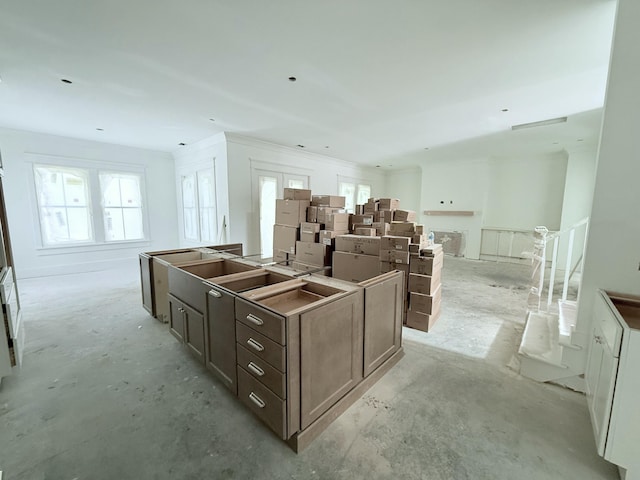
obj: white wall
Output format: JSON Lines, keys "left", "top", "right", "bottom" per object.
{"left": 172, "top": 133, "right": 230, "bottom": 247}
{"left": 225, "top": 134, "right": 386, "bottom": 255}
{"left": 577, "top": 0, "right": 640, "bottom": 337}
{"left": 416, "top": 153, "right": 568, "bottom": 259}
{"left": 560, "top": 148, "right": 598, "bottom": 230}
{"left": 0, "top": 127, "right": 178, "bottom": 278}
{"left": 386, "top": 167, "right": 422, "bottom": 212}
{"left": 484, "top": 153, "right": 567, "bottom": 231}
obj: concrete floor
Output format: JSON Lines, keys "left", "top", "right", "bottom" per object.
{"left": 0, "top": 257, "right": 619, "bottom": 480}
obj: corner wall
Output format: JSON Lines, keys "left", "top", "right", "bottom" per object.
{"left": 0, "top": 128, "right": 178, "bottom": 278}
{"left": 577, "top": 0, "right": 639, "bottom": 337}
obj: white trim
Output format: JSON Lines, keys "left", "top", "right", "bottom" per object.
{"left": 25, "top": 152, "right": 146, "bottom": 172}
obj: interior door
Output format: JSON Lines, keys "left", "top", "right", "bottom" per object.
{"left": 251, "top": 168, "right": 309, "bottom": 257}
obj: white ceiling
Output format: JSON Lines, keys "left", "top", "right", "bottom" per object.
{"left": 0, "top": 0, "right": 617, "bottom": 167}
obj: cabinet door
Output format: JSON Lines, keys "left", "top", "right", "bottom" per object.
{"left": 184, "top": 303, "right": 205, "bottom": 364}
{"left": 168, "top": 295, "right": 185, "bottom": 342}
{"left": 139, "top": 253, "right": 154, "bottom": 315}
{"left": 206, "top": 287, "right": 237, "bottom": 393}
{"left": 361, "top": 271, "right": 403, "bottom": 377}
{"left": 299, "top": 292, "right": 364, "bottom": 429}
{"left": 585, "top": 324, "right": 619, "bottom": 456}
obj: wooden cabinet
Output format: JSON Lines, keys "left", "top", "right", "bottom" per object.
{"left": 145, "top": 253, "right": 404, "bottom": 452}
{"left": 205, "top": 286, "right": 238, "bottom": 393}
{"left": 586, "top": 290, "right": 640, "bottom": 479}
{"left": 168, "top": 294, "right": 205, "bottom": 363}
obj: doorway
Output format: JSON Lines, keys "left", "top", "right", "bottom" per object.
{"left": 251, "top": 166, "right": 309, "bottom": 257}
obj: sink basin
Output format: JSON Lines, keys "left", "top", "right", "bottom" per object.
{"left": 211, "top": 269, "right": 294, "bottom": 292}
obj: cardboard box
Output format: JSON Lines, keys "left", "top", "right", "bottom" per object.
{"left": 380, "top": 249, "right": 411, "bottom": 264}
{"left": 312, "top": 195, "right": 346, "bottom": 208}
{"left": 273, "top": 225, "right": 299, "bottom": 254}
{"left": 371, "top": 222, "right": 390, "bottom": 236}
{"left": 332, "top": 252, "right": 381, "bottom": 283}
{"left": 379, "top": 261, "right": 410, "bottom": 279}
{"left": 410, "top": 252, "right": 444, "bottom": 275}
{"left": 319, "top": 229, "right": 348, "bottom": 247}
{"left": 335, "top": 234, "right": 381, "bottom": 256}
{"left": 380, "top": 235, "right": 411, "bottom": 251}
{"left": 317, "top": 206, "right": 343, "bottom": 224}
{"left": 355, "top": 204, "right": 365, "bottom": 215}
{"left": 389, "top": 222, "right": 416, "bottom": 235}
{"left": 415, "top": 225, "right": 425, "bottom": 235}
{"left": 307, "top": 206, "right": 318, "bottom": 223}
{"left": 379, "top": 210, "right": 394, "bottom": 223}
{"left": 410, "top": 285, "right": 442, "bottom": 314}
{"left": 364, "top": 201, "right": 379, "bottom": 214}
{"left": 276, "top": 200, "right": 310, "bottom": 227}
{"left": 325, "top": 212, "right": 349, "bottom": 231}
{"left": 394, "top": 209, "right": 416, "bottom": 222}
{"left": 408, "top": 271, "right": 442, "bottom": 295}
{"left": 355, "top": 228, "right": 377, "bottom": 237}
{"left": 273, "top": 250, "right": 294, "bottom": 264}
{"left": 291, "top": 261, "right": 331, "bottom": 276}
{"left": 300, "top": 222, "right": 321, "bottom": 243}
{"left": 412, "top": 234, "right": 428, "bottom": 245}
{"left": 283, "top": 188, "right": 312, "bottom": 201}
{"left": 406, "top": 304, "right": 442, "bottom": 332}
{"left": 350, "top": 214, "right": 374, "bottom": 228}
{"left": 420, "top": 244, "right": 444, "bottom": 257}
{"left": 295, "top": 241, "right": 331, "bottom": 266}
{"left": 379, "top": 198, "right": 400, "bottom": 211}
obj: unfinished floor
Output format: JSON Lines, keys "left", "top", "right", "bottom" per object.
{"left": 0, "top": 257, "right": 618, "bottom": 480}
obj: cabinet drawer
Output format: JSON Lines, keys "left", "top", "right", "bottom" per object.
{"left": 237, "top": 366, "right": 286, "bottom": 439}
{"left": 235, "top": 322, "right": 286, "bottom": 372}
{"left": 237, "top": 345, "right": 286, "bottom": 399}
{"left": 235, "top": 298, "right": 286, "bottom": 345}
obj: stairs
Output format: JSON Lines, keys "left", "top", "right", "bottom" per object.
{"left": 518, "top": 300, "right": 585, "bottom": 391}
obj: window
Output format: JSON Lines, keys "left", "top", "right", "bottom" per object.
{"left": 338, "top": 179, "right": 372, "bottom": 214}
{"left": 33, "top": 164, "right": 146, "bottom": 247}
{"left": 180, "top": 167, "right": 218, "bottom": 243}
{"left": 100, "top": 172, "right": 144, "bottom": 241}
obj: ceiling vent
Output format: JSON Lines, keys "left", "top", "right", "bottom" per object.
{"left": 511, "top": 116, "right": 567, "bottom": 131}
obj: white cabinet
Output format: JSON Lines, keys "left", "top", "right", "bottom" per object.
{"left": 586, "top": 290, "right": 640, "bottom": 479}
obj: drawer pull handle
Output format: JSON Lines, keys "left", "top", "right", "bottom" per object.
{"left": 246, "top": 313, "right": 264, "bottom": 326}
{"left": 247, "top": 362, "right": 265, "bottom": 377}
{"left": 247, "top": 338, "right": 264, "bottom": 352}
{"left": 208, "top": 289, "right": 222, "bottom": 298}
{"left": 249, "top": 392, "right": 266, "bottom": 409}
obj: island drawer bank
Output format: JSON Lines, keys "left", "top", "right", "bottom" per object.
{"left": 140, "top": 249, "right": 404, "bottom": 452}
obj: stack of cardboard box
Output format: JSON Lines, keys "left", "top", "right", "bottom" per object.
{"left": 273, "top": 188, "right": 312, "bottom": 265}
{"left": 292, "top": 192, "right": 348, "bottom": 275}
{"left": 332, "top": 234, "right": 382, "bottom": 282}
{"left": 406, "top": 244, "right": 444, "bottom": 332}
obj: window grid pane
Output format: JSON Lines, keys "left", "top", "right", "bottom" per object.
{"left": 100, "top": 172, "right": 145, "bottom": 242}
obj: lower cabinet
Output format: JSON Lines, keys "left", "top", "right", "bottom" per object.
{"left": 586, "top": 290, "right": 640, "bottom": 479}
{"left": 205, "top": 286, "right": 238, "bottom": 394}
{"left": 169, "top": 294, "right": 205, "bottom": 364}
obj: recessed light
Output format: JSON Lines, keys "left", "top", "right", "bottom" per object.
{"left": 297, "top": 144, "right": 305, "bottom": 148}
{"left": 209, "top": 118, "right": 215, "bottom": 122}
{"left": 178, "top": 142, "right": 186, "bottom": 146}
{"left": 388, "top": 164, "right": 393, "bottom": 167}
{"left": 577, "top": 138, "right": 584, "bottom": 142}
{"left": 325, "top": 146, "right": 329, "bottom": 149}
{"left": 61, "top": 78, "right": 72, "bottom": 84}
{"left": 424, "top": 147, "right": 430, "bottom": 150}
{"left": 288, "top": 76, "right": 297, "bottom": 82}
{"left": 553, "top": 142, "right": 559, "bottom": 145}
{"left": 501, "top": 108, "right": 509, "bottom": 112}
{"left": 375, "top": 165, "right": 381, "bottom": 168}
{"left": 96, "top": 128, "right": 104, "bottom": 131}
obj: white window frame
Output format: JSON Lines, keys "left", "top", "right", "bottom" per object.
{"left": 27, "top": 154, "right": 150, "bottom": 254}
{"left": 177, "top": 161, "right": 219, "bottom": 245}
{"left": 338, "top": 175, "right": 372, "bottom": 214}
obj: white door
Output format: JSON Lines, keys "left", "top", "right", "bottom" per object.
{"left": 251, "top": 168, "right": 308, "bottom": 257}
